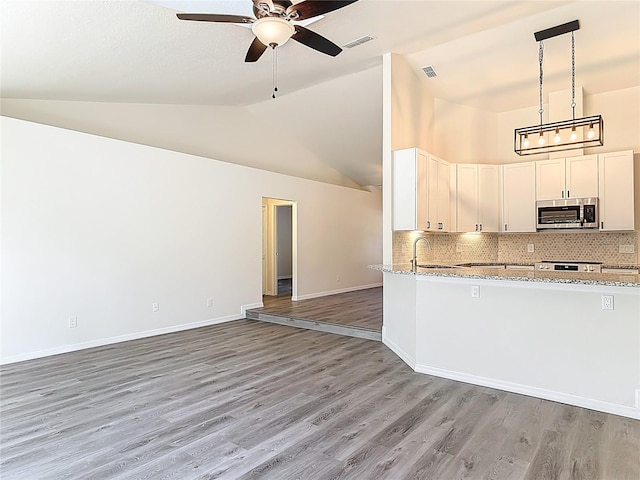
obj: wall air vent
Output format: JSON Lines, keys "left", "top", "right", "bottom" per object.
{"left": 342, "top": 36, "right": 375, "bottom": 49}
{"left": 421, "top": 65, "right": 437, "bottom": 78}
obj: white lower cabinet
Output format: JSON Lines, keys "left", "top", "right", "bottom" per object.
{"left": 502, "top": 162, "right": 536, "bottom": 232}
{"left": 599, "top": 150, "right": 635, "bottom": 231}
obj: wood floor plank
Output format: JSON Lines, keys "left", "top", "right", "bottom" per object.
{"left": 249, "top": 287, "right": 383, "bottom": 332}
{"left": 1, "top": 318, "right": 639, "bottom": 480}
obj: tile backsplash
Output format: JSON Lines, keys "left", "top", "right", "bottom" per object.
{"left": 393, "top": 231, "right": 639, "bottom": 266}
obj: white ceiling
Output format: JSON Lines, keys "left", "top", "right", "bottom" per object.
{"left": 1, "top": 0, "right": 639, "bottom": 186}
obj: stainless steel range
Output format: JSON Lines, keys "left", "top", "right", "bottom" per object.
{"left": 535, "top": 260, "right": 602, "bottom": 273}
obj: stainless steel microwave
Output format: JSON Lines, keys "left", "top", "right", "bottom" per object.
{"left": 536, "top": 198, "right": 599, "bottom": 230}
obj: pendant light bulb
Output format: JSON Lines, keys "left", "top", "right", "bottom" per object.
{"left": 538, "top": 132, "right": 545, "bottom": 146}
{"left": 569, "top": 126, "right": 577, "bottom": 141}
{"left": 587, "top": 123, "right": 595, "bottom": 139}
{"left": 523, "top": 134, "right": 529, "bottom": 148}
{"left": 554, "top": 129, "right": 561, "bottom": 144}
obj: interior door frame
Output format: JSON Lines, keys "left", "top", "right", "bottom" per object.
{"left": 262, "top": 197, "right": 296, "bottom": 299}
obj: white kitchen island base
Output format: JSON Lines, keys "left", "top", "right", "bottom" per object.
{"left": 383, "top": 271, "right": 640, "bottom": 419}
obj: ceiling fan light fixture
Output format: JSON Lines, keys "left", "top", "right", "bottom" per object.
{"left": 251, "top": 17, "right": 295, "bottom": 47}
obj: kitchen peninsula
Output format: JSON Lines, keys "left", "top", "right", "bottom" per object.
{"left": 372, "top": 263, "right": 640, "bottom": 419}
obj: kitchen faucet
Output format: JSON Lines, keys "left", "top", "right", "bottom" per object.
{"left": 411, "top": 236, "right": 432, "bottom": 272}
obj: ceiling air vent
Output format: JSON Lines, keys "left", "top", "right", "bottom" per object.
{"left": 421, "top": 65, "right": 437, "bottom": 78}
{"left": 342, "top": 35, "right": 375, "bottom": 49}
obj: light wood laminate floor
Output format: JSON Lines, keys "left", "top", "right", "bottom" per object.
{"left": 1, "top": 319, "right": 638, "bottom": 480}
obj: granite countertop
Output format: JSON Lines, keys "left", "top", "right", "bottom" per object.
{"left": 370, "top": 263, "right": 640, "bottom": 288}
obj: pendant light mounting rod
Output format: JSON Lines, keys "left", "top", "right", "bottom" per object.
{"left": 534, "top": 20, "right": 579, "bottom": 42}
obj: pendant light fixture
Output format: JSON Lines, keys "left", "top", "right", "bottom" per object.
{"left": 514, "top": 20, "right": 604, "bottom": 155}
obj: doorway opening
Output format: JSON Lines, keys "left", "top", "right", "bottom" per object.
{"left": 262, "top": 198, "right": 296, "bottom": 299}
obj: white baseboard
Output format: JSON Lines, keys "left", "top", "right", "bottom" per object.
{"left": 294, "top": 283, "right": 382, "bottom": 301}
{"left": 1, "top": 314, "right": 243, "bottom": 365}
{"left": 241, "top": 302, "right": 263, "bottom": 315}
{"left": 382, "top": 333, "right": 416, "bottom": 370}
{"left": 414, "top": 363, "right": 640, "bottom": 420}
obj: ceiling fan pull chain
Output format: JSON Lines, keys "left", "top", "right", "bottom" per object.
{"left": 272, "top": 43, "right": 278, "bottom": 99}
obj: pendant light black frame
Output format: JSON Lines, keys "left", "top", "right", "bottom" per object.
{"left": 514, "top": 20, "right": 605, "bottom": 156}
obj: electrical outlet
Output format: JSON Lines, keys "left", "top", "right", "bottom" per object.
{"left": 601, "top": 295, "right": 614, "bottom": 310}
{"left": 68, "top": 316, "right": 77, "bottom": 328}
{"left": 456, "top": 244, "right": 463, "bottom": 253}
{"left": 207, "top": 298, "right": 214, "bottom": 308}
{"left": 619, "top": 245, "right": 635, "bottom": 254}
{"left": 471, "top": 286, "right": 480, "bottom": 298}
{"left": 152, "top": 303, "right": 159, "bottom": 312}
{"left": 527, "top": 244, "right": 535, "bottom": 253}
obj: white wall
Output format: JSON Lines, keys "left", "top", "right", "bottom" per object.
{"left": 496, "top": 86, "right": 640, "bottom": 164}
{"left": 383, "top": 273, "right": 640, "bottom": 419}
{"left": 390, "top": 54, "right": 434, "bottom": 152}
{"left": 1, "top": 117, "right": 382, "bottom": 363}
{"left": 0, "top": 99, "right": 360, "bottom": 189}
{"left": 433, "top": 98, "right": 498, "bottom": 163}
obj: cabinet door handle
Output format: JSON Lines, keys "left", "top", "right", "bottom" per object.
{"left": 475, "top": 224, "right": 478, "bottom": 231}
{"left": 438, "top": 222, "right": 443, "bottom": 230}
{"left": 479, "top": 224, "right": 483, "bottom": 232}
{"left": 561, "top": 190, "right": 565, "bottom": 198}
{"left": 601, "top": 221, "right": 604, "bottom": 229}
{"left": 427, "top": 220, "right": 431, "bottom": 229}
{"left": 567, "top": 190, "right": 570, "bottom": 198}
{"left": 504, "top": 224, "right": 508, "bottom": 231}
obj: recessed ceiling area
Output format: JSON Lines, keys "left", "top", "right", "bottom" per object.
{"left": 1, "top": 1, "right": 638, "bottom": 187}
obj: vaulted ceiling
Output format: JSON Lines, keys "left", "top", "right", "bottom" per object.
{"left": 2, "top": 1, "right": 638, "bottom": 187}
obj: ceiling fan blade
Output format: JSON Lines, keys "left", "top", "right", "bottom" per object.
{"left": 176, "top": 13, "right": 254, "bottom": 24}
{"left": 292, "top": 25, "right": 342, "bottom": 57}
{"left": 286, "top": 1, "right": 358, "bottom": 21}
{"left": 245, "top": 37, "right": 268, "bottom": 62}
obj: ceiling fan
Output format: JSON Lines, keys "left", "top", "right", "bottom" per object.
{"left": 176, "top": 0, "right": 358, "bottom": 62}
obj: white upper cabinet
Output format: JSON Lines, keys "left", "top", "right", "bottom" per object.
{"left": 565, "top": 155, "right": 599, "bottom": 198}
{"left": 503, "top": 162, "right": 536, "bottom": 232}
{"left": 393, "top": 148, "right": 428, "bottom": 231}
{"left": 599, "top": 150, "right": 635, "bottom": 231}
{"left": 393, "top": 149, "right": 450, "bottom": 232}
{"left": 455, "top": 164, "right": 500, "bottom": 233}
{"left": 536, "top": 158, "right": 565, "bottom": 200}
{"left": 455, "top": 164, "right": 478, "bottom": 232}
{"left": 425, "top": 154, "right": 450, "bottom": 232}
{"left": 478, "top": 165, "right": 501, "bottom": 232}
{"left": 536, "top": 155, "right": 598, "bottom": 200}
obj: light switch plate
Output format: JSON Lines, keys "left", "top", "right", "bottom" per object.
{"left": 527, "top": 244, "right": 535, "bottom": 253}
{"left": 619, "top": 245, "right": 635, "bottom": 254}
{"left": 471, "top": 286, "right": 480, "bottom": 298}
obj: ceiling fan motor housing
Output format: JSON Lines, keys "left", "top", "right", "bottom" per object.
{"left": 254, "top": 1, "right": 296, "bottom": 19}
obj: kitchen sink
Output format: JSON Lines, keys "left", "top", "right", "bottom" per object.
{"left": 416, "top": 264, "right": 459, "bottom": 269}
{"left": 455, "top": 262, "right": 505, "bottom": 268}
